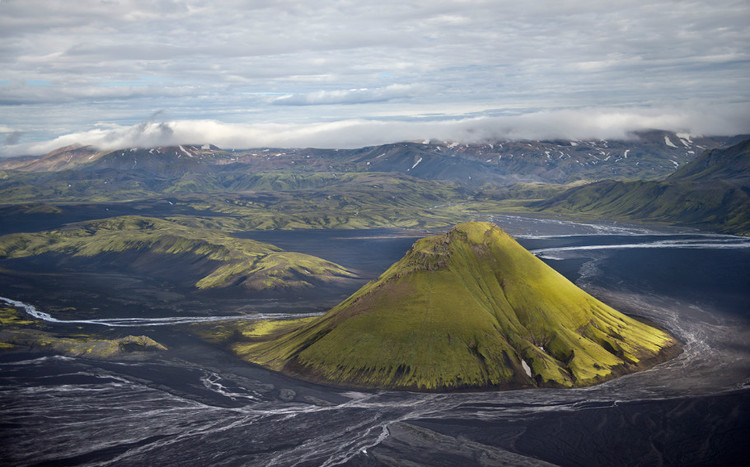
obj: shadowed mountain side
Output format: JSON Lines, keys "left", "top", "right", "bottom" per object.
{"left": 219, "top": 222, "right": 679, "bottom": 391}
{"left": 0, "top": 216, "right": 357, "bottom": 293}
{"left": 667, "top": 138, "right": 750, "bottom": 184}
{"left": 533, "top": 139, "right": 750, "bottom": 235}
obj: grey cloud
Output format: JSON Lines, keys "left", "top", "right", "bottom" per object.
{"left": 272, "top": 84, "right": 424, "bottom": 106}
{"left": 4, "top": 131, "right": 23, "bottom": 145}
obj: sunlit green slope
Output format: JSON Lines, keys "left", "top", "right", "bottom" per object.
{"left": 0, "top": 216, "right": 356, "bottom": 291}
{"left": 231, "top": 222, "right": 678, "bottom": 391}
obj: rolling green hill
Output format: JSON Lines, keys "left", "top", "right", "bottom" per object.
{"left": 534, "top": 139, "right": 750, "bottom": 235}
{"left": 0, "top": 216, "right": 357, "bottom": 292}
{"left": 209, "top": 222, "right": 678, "bottom": 391}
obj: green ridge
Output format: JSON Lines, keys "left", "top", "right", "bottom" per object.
{"left": 226, "top": 222, "right": 679, "bottom": 391}
{"left": 0, "top": 215, "right": 357, "bottom": 291}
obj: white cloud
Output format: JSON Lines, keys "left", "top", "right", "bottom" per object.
{"left": 4, "top": 103, "right": 747, "bottom": 156}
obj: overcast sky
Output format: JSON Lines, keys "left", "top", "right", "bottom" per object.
{"left": 1, "top": 0, "right": 749, "bottom": 155}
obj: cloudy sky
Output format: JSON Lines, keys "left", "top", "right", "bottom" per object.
{"left": 1, "top": 0, "right": 749, "bottom": 155}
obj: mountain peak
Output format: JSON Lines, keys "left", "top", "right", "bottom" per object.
{"left": 394, "top": 222, "right": 504, "bottom": 274}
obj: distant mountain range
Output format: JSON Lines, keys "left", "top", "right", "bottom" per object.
{"left": 2, "top": 130, "right": 744, "bottom": 186}
{"left": 534, "top": 139, "right": 750, "bottom": 234}
{"left": 1, "top": 130, "right": 748, "bottom": 235}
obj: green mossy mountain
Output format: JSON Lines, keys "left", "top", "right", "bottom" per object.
{"left": 229, "top": 222, "right": 679, "bottom": 391}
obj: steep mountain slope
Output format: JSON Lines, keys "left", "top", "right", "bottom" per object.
{"left": 222, "top": 222, "right": 678, "bottom": 391}
{"left": 0, "top": 216, "right": 356, "bottom": 292}
{"left": 534, "top": 139, "right": 750, "bottom": 235}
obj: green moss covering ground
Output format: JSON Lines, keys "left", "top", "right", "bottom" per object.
{"left": 0, "top": 215, "right": 357, "bottom": 291}
{"left": 219, "top": 222, "right": 679, "bottom": 391}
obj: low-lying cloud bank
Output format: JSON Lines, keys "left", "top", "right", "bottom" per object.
{"left": 2, "top": 105, "right": 749, "bottom": 157}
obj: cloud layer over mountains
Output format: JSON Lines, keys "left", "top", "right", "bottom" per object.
{"left": 5, "top": 104, "right": 748, "bottom": 156}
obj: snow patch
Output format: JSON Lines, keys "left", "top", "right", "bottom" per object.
{"left": 671, "top": 160, "right": 679, "bottom": 167}
{"left": 410, "top": 157, "right": 423, "bottom": 170}
{"left": 664, "top": 136, "right": 677, "bottom": 148}
{"left": 676, "top": 132, "right": 692, "bottom": 143}
{"left": 521, "top": 359, "right": 532, "bottom": 378}
{"left": 624, "top": 149, "right": 630, "bottom": 158}
{"left": 178, "top": 145, "right": 193, "bottom": 158}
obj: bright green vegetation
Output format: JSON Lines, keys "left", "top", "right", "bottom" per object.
{"left": 213, "top": 222, "right": 679, "bottom": 391}
{"left": 0, "top": 215, "right": 357, "bottom": 291}
{"left": 192, "top": 317, "right": 318, "bottom": 345}
{"left": 0, "top": 306, "right": 166, "bottom": 357}
{"left": 534, "top": 140, "right": 750, "bottom": 235}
